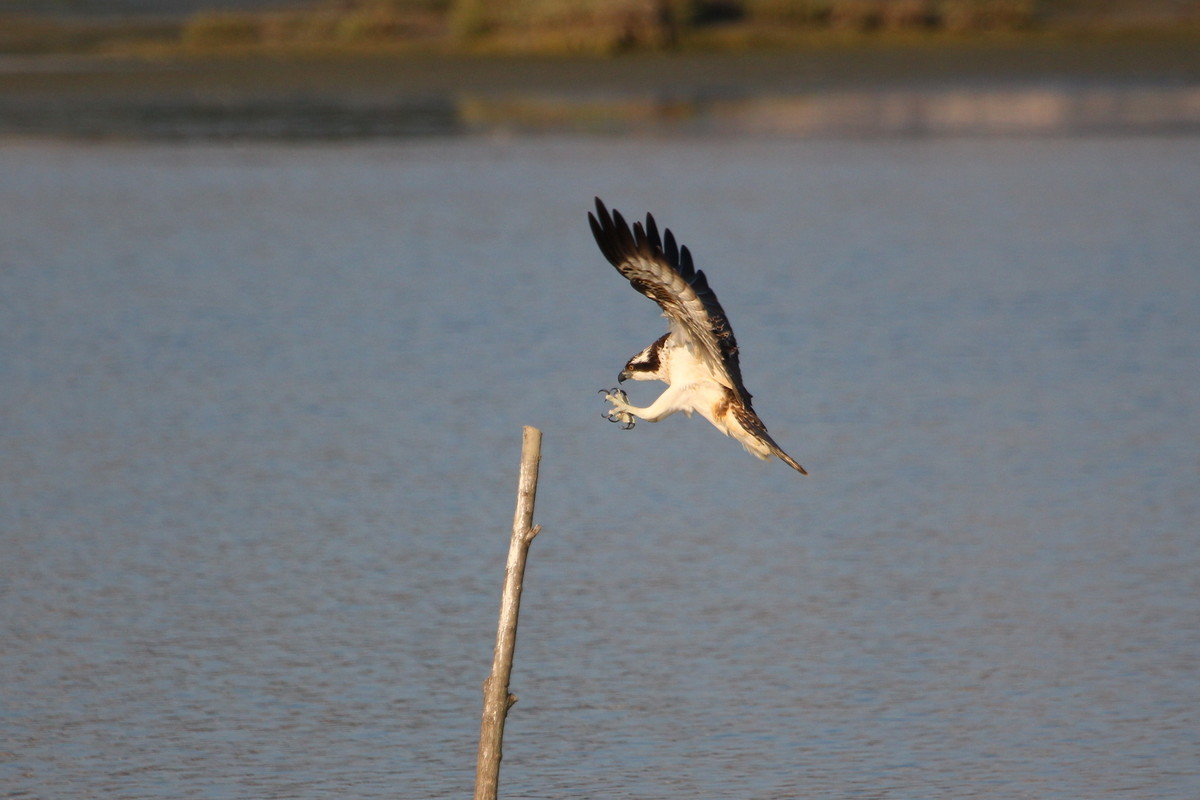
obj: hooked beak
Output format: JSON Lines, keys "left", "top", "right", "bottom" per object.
{"left": 618, "top": 370, "right": 629, "bottom": 383}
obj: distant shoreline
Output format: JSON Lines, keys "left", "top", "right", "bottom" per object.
{"left": 3, "top": 31, "right": 1200, "bottom": 92}
{"left": 4, "top": 0, "right": 1200, "bottom": 60}
{"left": 2, "top": 32, "right": 1198, "bottom": 140}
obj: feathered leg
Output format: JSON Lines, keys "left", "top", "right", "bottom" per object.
{"left": 601, "top": 384, "right": 689, "bottom": 429}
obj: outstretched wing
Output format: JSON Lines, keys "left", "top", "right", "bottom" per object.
{"left": 588, "top": 197, "right": 754, "bottom": 408}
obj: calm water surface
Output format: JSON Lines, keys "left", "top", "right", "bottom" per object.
{"left": 2, "top": 136, "right": 1198, "bottom": 798}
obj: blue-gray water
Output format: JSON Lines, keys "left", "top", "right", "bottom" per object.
{"left": 2, "top": 136, "right": 1198, "bottom": 799}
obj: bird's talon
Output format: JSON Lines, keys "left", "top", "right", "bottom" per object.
{"left": 599, "top": 387, "right": 634, "bottom": 429}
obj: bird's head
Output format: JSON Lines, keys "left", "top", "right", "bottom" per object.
{"left": 619, "top": 333, "right": 670, "bottom": 383}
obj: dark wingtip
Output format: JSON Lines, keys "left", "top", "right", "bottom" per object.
{"left": 610, "top": 207, "right": 638, "bottom": 256}
{"left": 644, "top": 213, "right": 662, "bottom": 252}
{"left": 590, "top": 200, "right": 674, "bottom": 262}
{"left": 679, "top": 245, "right": 696, "bottom": 278}
{"left": 663, "top": 227, "right": 679, "bottom": 265}
{"left": 589, "top": 198, "right": 624, "bottom": 266}
{"left": 632, "top": 220, "right": 647, "bottom": 251}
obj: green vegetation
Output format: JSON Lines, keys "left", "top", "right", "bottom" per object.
{"left": 178, "top": 0, "right": 449, "bottom": 51}
{"left": 1, "top": 0, "right": 1199, "bottom": 56}
{"left": 0, "top": 14, "right": 177, "bottom": 55}
{"left": 180, "top": 0, "right": 1039, "bottom": 53}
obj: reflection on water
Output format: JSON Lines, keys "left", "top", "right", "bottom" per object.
{"left": 716, "top": 84, "right": 1200, "bottom": 135}
{"left": 1, "top": 137, "right": 1198, "bottom": 799}
{"left": 464, "top": 84, "right": 1200, "bottom": 137}
{"left": 3, "top": 83, "right": 1200, "bottom": 139}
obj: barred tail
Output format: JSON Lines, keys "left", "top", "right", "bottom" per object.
{"left": 774, "top": 447, "right": 808, "bottom": 475}
{"left": 732, "top": 404, "right": 807, "bottom": 475}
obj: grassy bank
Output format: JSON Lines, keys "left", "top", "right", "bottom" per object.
{"left": 3, "top": 0, "right": 1200, "bottom": 58}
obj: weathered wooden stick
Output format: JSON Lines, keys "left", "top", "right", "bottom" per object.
{"left": 474, "top": 426, "right": 543, "bottom": 800}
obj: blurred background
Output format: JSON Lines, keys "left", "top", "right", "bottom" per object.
{"left": 2, "top": 0, "right": 1200, "bottom": 137}
{"left": 2, "top": 3, "right": 1199, "bottom": 799}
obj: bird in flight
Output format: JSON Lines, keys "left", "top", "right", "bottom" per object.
{"left": 589, "top": 198, "right": 807, "bottom": 475}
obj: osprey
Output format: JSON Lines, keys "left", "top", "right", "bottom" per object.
{"left": 589, "top": 198, "right": 807, "bottom": 475}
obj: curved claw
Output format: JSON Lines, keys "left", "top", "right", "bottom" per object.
{"left": 599, "top": 387, "right": 635, "bottom": 430}
{"left": 602, "top": 410, "right": 634, "bottom": 427}
{"left": 601, "top": 410, "right": 636, "bottom": 430}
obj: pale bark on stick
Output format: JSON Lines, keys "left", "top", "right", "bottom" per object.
{"left": 474, "top": 426, "right": 542, "bottom": 800}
